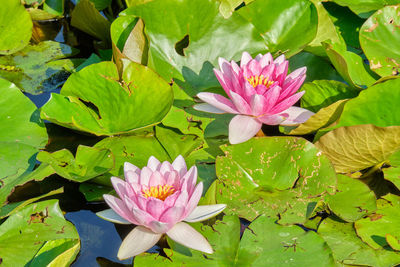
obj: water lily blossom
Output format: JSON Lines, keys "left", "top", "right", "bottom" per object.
{"left": 96, "top": 155, "right": 226, "bottom": 260}
{"left": 194, "top": 52, "right": 314, "bottom": 144}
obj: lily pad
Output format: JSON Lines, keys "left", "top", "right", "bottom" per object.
{"left": 331, "top": 0, "right": 399, "bottom": 18}
{"left": 355, "top": 193, "right": 400, "bottom": 250}
{"left": 319, "top": 216, "right": 400, "bottom": 266}
{"left": 300, "top": 80, "right": 358, "bottom": 113}
{"left": 0, "top": 79, "right": 48, "bottom": 178}
{"left": 122, "top": 0, "right": 265, "bottom": 81}
{"left": 323, "top": 41, "right": 378, "bottom": 88}
{"left": 0, "top": 200, "right": 80, "bottom": 266}
{"left": 0, "top": 0, "right": 32, "bottom": 55}
{"left": 237, "top": 0, "right": 318, "bottom": 57}
{"left": 383, "top": 149, "right": 400, "bottom": 190}
{"left": 326, "top": 174, "right": 377, "bottom": 222}
{"left": 0, "top": 41, "right": 79, "bottom": 94}
{"left": 41, "top": 61, "right": 173, "bottom": 136}
{"left": 360, "top": 5, "right": 400, "bottom": 77}
{"left": 37, "top": 145, "right": 114, "bottom": 183}
{"left": 315, "top": 125, "right": 400, "bottom": 173}
{"left": 215, "top": 137, "right": 337, "bottom": 224}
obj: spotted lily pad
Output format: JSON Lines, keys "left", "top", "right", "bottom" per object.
{"left": 215, "top": 137, "right": 337, "bottom": 224}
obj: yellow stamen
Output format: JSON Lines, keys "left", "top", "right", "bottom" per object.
{"left": 246, "top": 75, "right": 274, "bottom": 88}
{"left": 142, "top": 185, "right": 175, "bottom": 201}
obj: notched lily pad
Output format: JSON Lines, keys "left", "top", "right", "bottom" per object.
{"left": 41, "top": 61, "right": 174, "bottom": 136}
{"left": 37, "top": 145, "right": 114, "bottom": 183}
{"left": 215, "top": 137, "right": 337, "bottom": 224}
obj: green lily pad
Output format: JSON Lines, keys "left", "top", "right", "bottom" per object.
{"left": 355, "top": 194, "right": 400, "bottom": 250}
{"left": 315, "top": 125, "right": 400, "bottom": 173}
{"left": 326, "top": 174, "right": 377, "bottom": 222}
{"left": 284, "top": 99, "right": 347, "bottom": 135}
{"left": 37, "top": 145, "right": 114, "bottom": 183}
{"left": 0, "top": 164, "right": 55, "bottom": 207}
{"left": 0, "top": 41, "right": 79, "bottom": 94}
{"left": 360, "top": 5, "right": 400, "bottom": 77}
{"left": 237, "top": 0, "right": 318, "bottom": 57}
{"left": 323, "top": 41, "right": 378, "bottom": 88}
{"left": 0, "top": 79, "right": 48, "bottom": 178}
{"left": 122, "top": 0, "right": 265, "bottom": 81}
{"left": 0, "top": 0, "right": 32, "bottom": 55}
{"left": 79, "top": 183, "right": 113, "bottom": 202}
{"left": 331, "top": 0, "right": 399, "bottom": 18}
{"left": 318, "top": 77, "right": 400, "bottom": 137}
{"left": 0, "top": 187, "right": 63, "bottom": 219}
{"left": 41, "top": 61, "right": 173, "bottom": 136}
{"left": 217, "top": 0, "right": 242, "bottom": 18}
{"left": 43, "top": 0, "right": 64, "bottom": 16}
{"left": 215, "top": 137, "right": 337, "bottom": 224}
{"left": 0, "top": 199, "right": 80, "bottom": 266}
{"left": 29, "top": 238, "right": 80, "bottom": 267}
{"left": 300, "top": 80, "right": 358, "bottom": 113}
{"left": 236, "top": 215, "right": 335, "bottom": 266}
{"left": 319, "top": 216, "right": 400, "bottom": 266}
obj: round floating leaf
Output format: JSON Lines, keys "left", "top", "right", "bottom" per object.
{"left": 236, "top": 215, "right": 335, "bottom": 266}
{"left": 0, "top": 41, "right": 79, "bottom": 94}
{"left": 41, "top": 61, "right": 173, "bottom": 136}
{"left": 319, "top": 216, "right": 400, "bottom": 266}
{"left": 323, "top": 41, "right": 378, "bottom": 88}
{"left": 331, "top": 0, "right": 399, "bottom": 18}
{"left": 37, "top": 145, "right": 114, "bottom": 183}
{"left": 0, "top": 200, "right": 80, "bottom": 266}
{"left": 327, "top": 174, "right": 377, "bottom": 222}
{"left": 300, "top": 80, "right": 358, "bottom": 113}
{"left": 0, "top": 0, "right": 32, "bottom": 55}
{"left": 319, "top": 77, "right": 400, "bottom": 136}
{"left": 355, "top": 194, "right": 400, "bottom": 250}
{"left": 122, "top": 0, "right": 265, "bottom": 81}
{"left": 360, "top": 5, "right": 400, "bottom": 77}
{"left": 0, "top": 78, "right": 48, "bottom": 178}
{"left": 383, "top": 149, "right": 400, "bottom": 190}
{"left": 215, "top": 137, "right": 337, "bottom": 224}
{"left": 237, "top": 0, "right": 318, "bottom": 57}
{"left": 315, "top": 125, "right": 400, "bottom": 173}
{"left": 135, "top": 215, "right": 241, "bottom": 266}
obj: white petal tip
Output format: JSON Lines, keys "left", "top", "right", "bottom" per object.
{"left": 96, "top": 209, "right": 131, "bottom": 224}
{"left": 184, "top": 204, "right": 227, "bottom": 222}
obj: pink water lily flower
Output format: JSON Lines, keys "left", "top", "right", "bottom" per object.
{"left": 194, "top": 52, "right": 314, "bottom": 144}
{"left": 96, "top": 155, "right": 226, "bottom": 260}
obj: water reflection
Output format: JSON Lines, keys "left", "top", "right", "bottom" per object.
{"left": 66, "top": 210, "right": 132, "bottom": 266}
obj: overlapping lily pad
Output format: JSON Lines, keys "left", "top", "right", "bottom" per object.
{"left": 360, "top": 5, "right": 400, "bottom": 77}
{"left": 215, "top": 137, "right": 337, "bottom": 224}
{"left": 0, "top": 200, "right": 80, "bottom": 266}
{"left": 41, "top": 61, "right": 173, "bottom": 136}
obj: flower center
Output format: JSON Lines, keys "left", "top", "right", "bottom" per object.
{"left": 246, "top": 75, "right": 274, "bottom": 88}
{"left": 142, "top": 185, "right": 175, "bottom": 201}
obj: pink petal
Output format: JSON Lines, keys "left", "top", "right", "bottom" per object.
{"left": 250, "top": 94, "right": 267, "bottom": 116}
{"left": 111, "top": 177, "right": 128, "bottom": 199}
{"left": 136, "top": 195, "right": 148, "bottom": 210}
{"left": 124, "top": 162, "right": 140, "bottom": 183}
{"left": 131, "top": 208, "right": 157, "bottom": 226}
{"left": 165, "top": 170, "right": 180, "bottom": 188}
{"left": 163, "top": 191, "right": 180, "bottom": 208}
{"left": 147, "top": 156, "right": 161, "bottom": 171}
{"left": 146, "top": 197, "right": 165, "bottom": 220}
{"left": 229, "top": 90, "right": 252, "bottom": 114}
{"left": 213, "top": 69, "right": 233, "bottom": 95}
{"left": 274, "top": 60, "right": 289, "bottom": 84}
{"left": 285, "top": 66, "right": 307, "bottom": 82}
{"left": 149, "top": 171, "right": 164, "bottom": 187}
{"left": 197, "top": 92, "right": 238, "bottom": 114}
{"left": 147, "top": 221, "right": 171, "bottom": 234}
{"left": 166, "top": 222, "right": 213, "bottom": 254}
{"left": 228, "top": 115, "right": 262, "bottom": 144}
{"left": 103, "top": 194, "right": 139, "bottom": 225}
{"left": 181, "top": 166, "right": 197, "bottom": 195}
{"left": 256, "top": 114, "right": 286, "bottom": 125}
{"left": 172, "top": 155, "right": 187, "bottom": 177}
{"left": 193, "top": 103, "right": 227, "bottom": 114}
{"left": 259, "top": 53, "right": 273, "bottom": 68}
{"left": 261, "top": 85, "right": 281, "bottom": 113}
{"left": 279, "top": 74, "right": 306, "bottom": 102}
{"left": 260, "top": 63, "right": 275, "bottom": 82}
{"left": 173, "top": 191, "right": 189, "bottom": 208}
{"left": 279, "top": 106, "right": 315, "bottom": 126}
{"left": 139, "top": 167, "right": 153, "bottom": 186}
{"left": 159, "top": 161, "right": 174, "bottom": 176}
{"left": 159, "top": 206, "right": 185, "bottom": 225}
{"left": 117, "top": 226, "right": 162, "bottom": 260}
{"left": 274, "top": 54, "right": 286, "bottom": 64}
{"left": 240, "top": 52, "right": 253, "bottom": 68}
{"left": 184, "top": 182, "right": 203, "bottom": 218}
{"left": 247, "top": 59, "right": 261, "bottom": 76}
{"left": 125, "top": 171, "right": 139, "bottom": 186}
{"left": 269, "top": 91, "right": 305, "bottom": 114}
{"left": 184, "top": 204, "right": 227, "bottom": 223}
{"left": 218, "top": 58, "right": 242, "bottom": 93}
